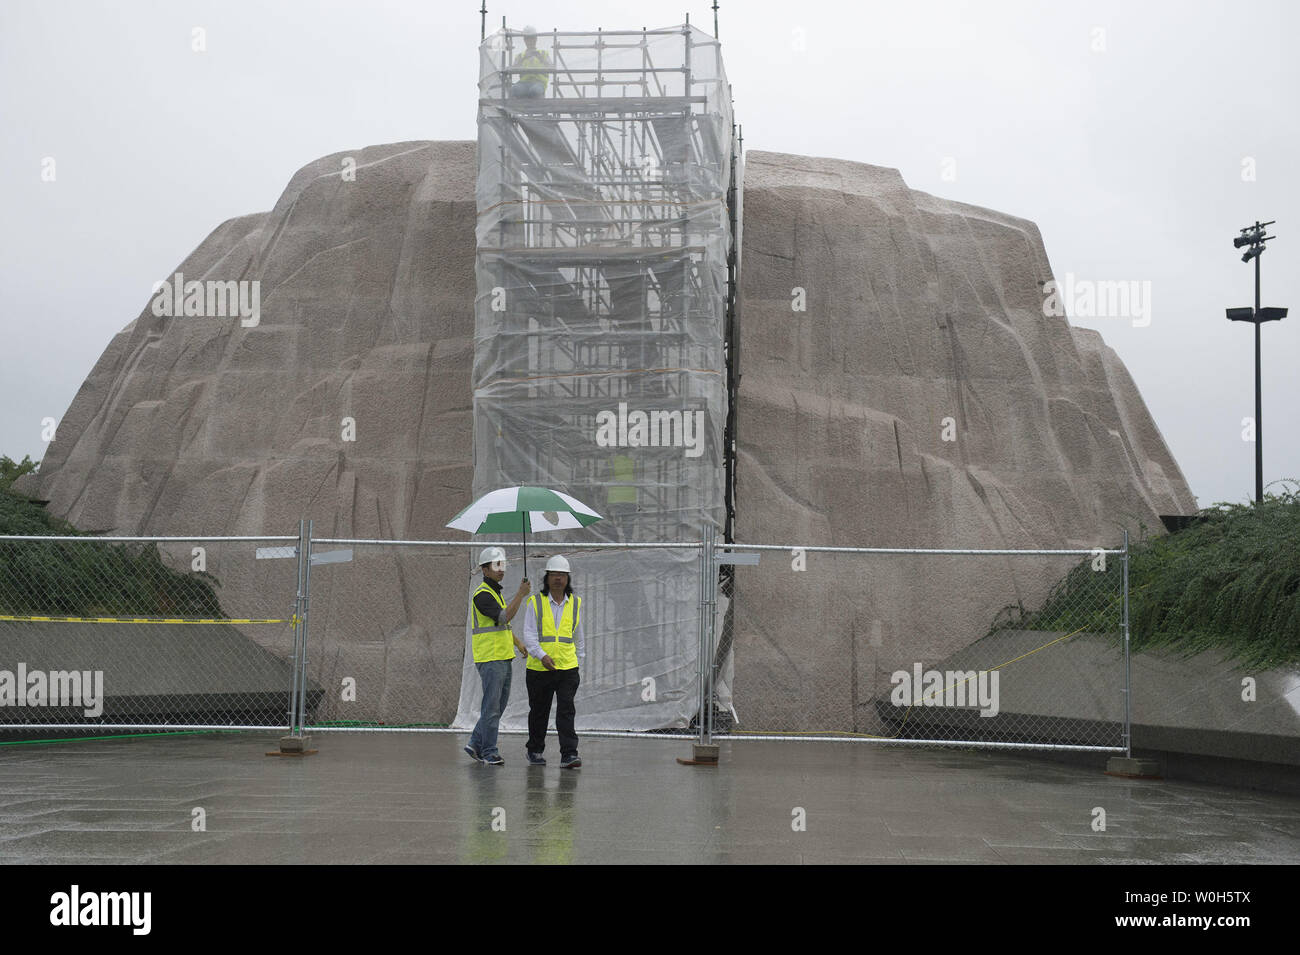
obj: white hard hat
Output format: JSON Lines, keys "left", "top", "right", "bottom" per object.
{"left": 545, "top": 555, "right": 570, "bottom": 574}
{"left": 478, "top": 546, "right": 507, "bottom": 566}
{"left": 522, "top": 24, "right": 538, "bottom": 36}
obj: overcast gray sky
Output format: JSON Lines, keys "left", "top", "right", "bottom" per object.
{"left": 2, "top": 0, "right": 1297, "bottom": 509}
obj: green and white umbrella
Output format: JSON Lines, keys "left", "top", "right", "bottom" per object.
{"left": 446, "top": 485, "right": 603, "bottom": 578}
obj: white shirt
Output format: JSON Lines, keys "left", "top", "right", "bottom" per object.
{"left": 521, "top": 591, "right": 585, "bottom": 664}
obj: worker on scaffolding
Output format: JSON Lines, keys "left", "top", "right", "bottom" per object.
{"left": 511, "top": 26, "right": 551, "bottom": 98}
{"left": 503, "top": 24, "right": 589, "bottom": 204}
{"left": 607, "top": 453, "right": 638, "bottom": 541}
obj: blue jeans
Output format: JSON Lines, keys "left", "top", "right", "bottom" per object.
{"left": 469, "top": 659, "right": 512, "bottom": 758}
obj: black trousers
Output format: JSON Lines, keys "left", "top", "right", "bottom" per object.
{"left": 526, "top": 666, "right": 580, "bottom": 756}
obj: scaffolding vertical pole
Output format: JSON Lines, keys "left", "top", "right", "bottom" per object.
{"left": 681, "top": 22, "right": 694, "bottom": 329}
{"left": 723, "top": 90, "right": 739, "bottom": 544}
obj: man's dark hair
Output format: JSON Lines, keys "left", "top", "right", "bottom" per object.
{"left": 542, "top": 570, "right": 573, "bottom": 597}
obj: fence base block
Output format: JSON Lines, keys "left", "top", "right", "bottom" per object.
{"left": 677, "top": 743, "right": 720, "bottom": 766}
{"left": 1105, "top": 756, "right": 1160, "bottom": 778}
{"left": 274, "top": 735, "right": 315, "bottom": 756}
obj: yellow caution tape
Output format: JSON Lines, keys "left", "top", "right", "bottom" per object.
{"left": 0, "top": 614, "right": 294, "bottom": 625}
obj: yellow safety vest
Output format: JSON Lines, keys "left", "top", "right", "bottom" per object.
{"left": 515, "top": 49, "right": 550, "bottom": 88}
{"left": 527, "top": 592, "right": 581, "bottom": 671}
{"left": 470, "top": 581, "right": 513, "bottom": 663}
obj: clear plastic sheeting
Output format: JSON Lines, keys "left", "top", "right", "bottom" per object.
{"left": 458, "top": 24, "right": 737, "bottom": 731}
{"left": 452, "top": 546, "right": 705, "bottom": 733}
{"left": 473, "top": 379, "right": 725, "bottom": 541}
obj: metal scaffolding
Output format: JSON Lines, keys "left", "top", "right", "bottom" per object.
{"left": 462, "top": 24, "right": 739, "bottom": 730}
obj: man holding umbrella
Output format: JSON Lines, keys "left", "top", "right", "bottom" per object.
{"left": 520, "top": 555, "right": 584, "bottom": 768}
{"left": 466, "top": 546, "right": 530, "bottom": 765}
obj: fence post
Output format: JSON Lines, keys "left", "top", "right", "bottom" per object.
{"left": 1122, "top": 528, "right": 1131, "bottom": 759}
{"left": 701, "top": 524, "right": 711, "bottom": 746}
{"left": 704, "top": 523, "right": 717, "bottom": 745}
{"left": 287, "top": 519, "right": 306, "bottom": 733}
{"left": 296, "top": 519, "right": 315, "bottom": 735}
{"left": 684, "top": 524, "right": 720, "bottom": 765}
{"left": 697, "top": 529, "right": 707, "bottom": 747}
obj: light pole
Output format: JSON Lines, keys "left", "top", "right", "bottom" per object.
{"left": 1227, "top": 220, "right": 1287, "bottom": 504}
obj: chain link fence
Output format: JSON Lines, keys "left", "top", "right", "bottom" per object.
{"left": 0, "top": 529, "right": 1130, "bottom": 752}
{"left": 708, "top": 543, "right": 1129, "bottom": 751}
{"left": 300, "top": 539, "right": 712, "bottom": 736}
{"left": 0, "top": 534, "right": 302, "bottom": 731}
{"left": 300, "top": 539, "right": 466, "bottom": 731}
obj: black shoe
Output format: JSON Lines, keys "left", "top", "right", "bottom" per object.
{"left": 526, "top": 750, "right": 546, "bottom": 766}
{"left": 483, "top": 753, "right": 505, "bottom": 766}
{"left": 560, "top": 753, "right": 581, "bottom": 769}
{"left": 464, "top": 744, "right": 482, "bottom": 762}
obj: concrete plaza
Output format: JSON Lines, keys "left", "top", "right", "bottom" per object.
{"left": 1, "top": 732, "right": 1297, "bottom": 864}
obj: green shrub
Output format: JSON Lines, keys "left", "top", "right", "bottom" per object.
{"left": 990, "top": 484, "right": 1300, "bottom": 668}
{"left": 0, "top": 455, "right": 226, "bottom": 618}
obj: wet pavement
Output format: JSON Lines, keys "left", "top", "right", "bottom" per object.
{"left": 1, "top": 732, "right": 1297, "bottom": 864}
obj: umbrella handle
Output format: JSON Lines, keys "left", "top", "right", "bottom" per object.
{"left": 522, "top": 510, "right": 527, "bottom": 581}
